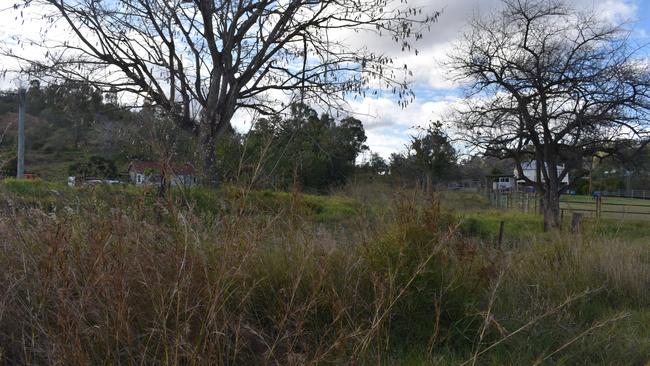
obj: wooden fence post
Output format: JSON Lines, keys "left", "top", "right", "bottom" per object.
{"left": 571, "top": 213, "right": 583, "bottom": 234}
{"left": 497, "top": 221, "right": 505, "bottom": 248}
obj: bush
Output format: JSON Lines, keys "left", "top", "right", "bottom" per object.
{"left": 68, "top": 155, "right": 118, "bottom": 178}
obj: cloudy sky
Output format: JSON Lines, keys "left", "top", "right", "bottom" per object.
{"left": 346, "top": 0, "right": 650, "bottom": 161}
{"left": 0, "top": 0, "right": 648, "bottom": 160}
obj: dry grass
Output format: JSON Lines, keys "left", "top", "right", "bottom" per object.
{"left": 0, "top": 183, "right": 648, "bottom": 365}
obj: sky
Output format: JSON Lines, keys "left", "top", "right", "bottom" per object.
{"left": 0, "top": 0, "right": 648, "bottom": 160}
{"left": 345, "top": 0, "right": 650, "bottom": 161}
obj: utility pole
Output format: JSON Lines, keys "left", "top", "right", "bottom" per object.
{"left": 17, "top": 87, "right": 26, "bottom": 179}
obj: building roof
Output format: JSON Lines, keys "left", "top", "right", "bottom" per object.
{"left": 128, "top": 161, "right": 195, "bottom": 175}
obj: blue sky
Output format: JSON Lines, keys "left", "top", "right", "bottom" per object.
{"left": 0, "top": 0, "right": 648, "bottom": 160}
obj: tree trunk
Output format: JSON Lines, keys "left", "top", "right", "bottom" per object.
{"left": 541, "top": 189, "right": 561, "bottom": 231}
{"left": 198, "top": 97, "right": 237, "bottom": 187}
{"left": 200, "top": 130, "right": 219, "bottom": 187}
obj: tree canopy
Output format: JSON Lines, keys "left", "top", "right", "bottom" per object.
{"left": 216, "top": 103, "right": 367, "bottom": 191}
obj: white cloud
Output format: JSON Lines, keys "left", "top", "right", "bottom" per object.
{"left": 348, "top": 95, "right": 462, "bottom": 157}
{"left": 593, "top": 0, "right": 638, "bottom": 24}
{"left": 350, "top": 96, "right": 459, "bottom": 128}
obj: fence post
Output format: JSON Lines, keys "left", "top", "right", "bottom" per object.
{"left": 571, "top": 213, "right": 583, "bottom": 234}
{"left": 497, "top": 221, "right": 505, "bottom": 248}
{"left": 596, "top": 196, "right": 602, "bottom": 219}
{"left": 523, "top": 193, "right": 527, "bottom": 213}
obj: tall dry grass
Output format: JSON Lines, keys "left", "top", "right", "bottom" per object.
{"left": 0, "top": 187, "right": 493, "bottom": 365}
{"left": 0, "top": 184, "right": 648, "bottom": 365}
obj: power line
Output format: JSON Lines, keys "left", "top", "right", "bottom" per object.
{"left": 0, "top": 4, "right": 22, "bottom": 14}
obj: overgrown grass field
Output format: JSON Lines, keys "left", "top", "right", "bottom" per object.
{"left": 0, "top": 180, "right": 648, "bottom": 365}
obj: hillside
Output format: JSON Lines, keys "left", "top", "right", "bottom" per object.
{"left": 0, "top": 86, "right": 178, "bottom": 181}
{"left": 0, "top": 112, "right": 85, "bottom": 180}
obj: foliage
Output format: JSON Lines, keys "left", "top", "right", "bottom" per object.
{"left": 0, "top": 82, "right": 199, "bottom": 180}
{"left": 9, "top": 0, "right": 438, "bottom": 179}
{"left": 68, "top": 155, "right": 118, "bottom": 178}
{"left": 216, "top": 103, "right": 368, "bottom": 192}
{"left": 410, "top": 121, "right": 457, "bottom": 184}
{"left": 385, "top": 122, "right": 458, "bottom": 189}
{"left": 358, "top": 152, "right": 389, "bottom": 176}
{"left": 1, "top": 157, "right": 17, "bottom": 176}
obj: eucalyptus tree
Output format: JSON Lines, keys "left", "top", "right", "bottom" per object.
{"left": 7, "top": 0, "right": 438, "bottom": 183}
{"left": 449, "top": 0, "right": 650, "bottom": 230}
{"left": 410, "top": 121, "right": 456, "bottom": 193}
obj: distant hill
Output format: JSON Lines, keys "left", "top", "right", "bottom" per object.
{"left": 0, "top": 112, "right": 77, "bottom": 180}
{"left": 0, "top": 95, "right": 159, "bottom": 181}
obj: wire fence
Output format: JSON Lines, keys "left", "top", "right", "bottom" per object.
{"left": 487, "top": 191, "right": 650, "bottom": 221}
{"left": 593, "top": 189, "right": 650, "bottom": 200}
{"left": 488, "top": 191, "right": 539, "bottom": 213}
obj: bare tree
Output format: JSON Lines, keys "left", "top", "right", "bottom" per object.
{"left": 449, "top": 0, "right": 650, "bottom": 230}
{"left": 6, "top": 0, "right": 438, "bottom": 184}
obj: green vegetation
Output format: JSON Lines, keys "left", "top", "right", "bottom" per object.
{"left": 0, "top": 82, "right": 145, "bottom": 180}
{"left": 1, "top": 88, "right": 369, "bottom": 192}
{"left": 0, "top": 181, "right": 647, "bottom": 365}
{"left": 215, "top": 103, "right": 368, "bottom": 192}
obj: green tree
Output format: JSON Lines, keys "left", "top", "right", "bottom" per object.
{"left": 388, "top": 152, "right": 418, "bottom": 186}
{"left": 68, "top": 156, "right": 118, "bottom": 179}
{"left": 220, "top": 104, "right": 367, "bottom": 191}
{"left": 410, "top": 122, "right": 457, "bottom": 193}
{"left": 361, "top": 152, "right": 389, "bottom": 176}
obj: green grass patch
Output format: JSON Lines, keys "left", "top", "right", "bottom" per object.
{"left": 1, "top": 178, "right": 71, "bottom": 207}
{"left": 459, "top": 210, "right": 543, "bottom": 245}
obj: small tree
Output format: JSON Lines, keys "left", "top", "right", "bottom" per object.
{"left": 410, "top": 121, "right": 457, "bottom": 193}
{"left": 361, "top": 152, "right": 389, "bottom": 176}
{"left": 450, "top": 0, "right": 650, "bottom": 230}
{"left": 220, "top": 103, "right": 367, "bottom": 191}
{"left": 388, "top": 152, "right": 417, "bottom": 185}
{"left": 68, "top": 156, "right": 118, "bottom": 179}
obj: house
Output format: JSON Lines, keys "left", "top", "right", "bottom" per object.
{"left": 514, "top": 161, "right": 569, "bottom": 187}
{"left": 128, "top": 161, "right": 198, "bottom": 187}
{"left": 488, "top": 174, "right": 516, "bottom": 191}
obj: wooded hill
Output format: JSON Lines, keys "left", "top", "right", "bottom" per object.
{"left": 0, "top": 82, "right": 155, "bottom": 180}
